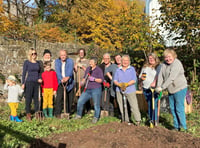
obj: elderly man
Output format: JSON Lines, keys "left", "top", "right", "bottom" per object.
{"left": 54, "top": 49, "right": 74, "bottom": 118}
{"left": 39, "top": 49, "right": 55, "bottom": 72}
{"left": 100, "top": 53, "right": 118, "bottom": 116}
{"left": 114, "top": 55, "right": 141, "bottom": 125}
{"left": 75, "top": 57, "right": 104, "bottom": 123}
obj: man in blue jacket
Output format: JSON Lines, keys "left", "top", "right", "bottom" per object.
{"left": 54, "top": 49, "right": 74, "bottom": 118}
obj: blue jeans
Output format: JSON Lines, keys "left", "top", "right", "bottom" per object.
{"left": 77, "top": 87, "right": 102, "bottom": 118}
{"left": 143, "top": 88, "right": 159, "bottom": 121}
{"left": 169, "top": 87, "right": 187, "bottom": 130}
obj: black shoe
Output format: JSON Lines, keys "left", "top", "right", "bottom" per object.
{"left": 179, "top": 128, "right": 188, "bottom": 133}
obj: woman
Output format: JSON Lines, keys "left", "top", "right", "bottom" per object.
{"left": 75, "top": 57, "right": 104, "bottom": 124}
{"left": 139, "top": 53, "right": 161, "bottom": 127}
{"left": 22, "top": 48, "right": 42, "bottom": 121}
{"left": 114, "top": 55, "right": 141, "bottom": 125}
{"left": 156, "top": 49, "right": 187, "bottom": 131}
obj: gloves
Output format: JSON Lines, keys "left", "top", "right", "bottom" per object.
{"left": 103, "top": 81, "right": 110, "bottom": 88}
{"left": 155, "top": 87, "right": 162, "bottom": 93}
{"left": 80, "top": 81, "right": 85, "bottom": 86}
{"left": 118, "top": 83, "right": 129, "bottom": 91}
{"left": 89, "top": 76, "right": 95, "bottom": 81}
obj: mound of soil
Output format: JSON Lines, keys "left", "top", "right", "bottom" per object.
{"left": 31, "top": 122, "right": 200, "bottom": 148}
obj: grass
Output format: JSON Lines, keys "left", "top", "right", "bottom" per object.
{"left": 0, "top": 100, "right": 120, "bottom": 147}
{"left": 0, "top": 100, "right": 200, "bottom": 147}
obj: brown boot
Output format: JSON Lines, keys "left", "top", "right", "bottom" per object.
{"left": 136, "top": 121, "right": 140, "bottom": 126}
{"left": 26, "top": 113, "right": 31, "bottom": 121}
{"left": 56, "top": 114, "right": 61, "bottom": 119}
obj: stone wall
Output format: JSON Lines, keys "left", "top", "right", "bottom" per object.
{"left": 0, "top": 36, "right": 87, "bottom": 84}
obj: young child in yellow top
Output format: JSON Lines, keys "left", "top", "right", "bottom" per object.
{"left": 4, "top": 75, "right": 24, "bottom": 122}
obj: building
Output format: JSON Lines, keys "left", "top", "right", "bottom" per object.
{"left": 145, "top": 0, "right": 186, "bottom": 47}
{"left": 3, "top": 1, "right": 36, "bottom": 26}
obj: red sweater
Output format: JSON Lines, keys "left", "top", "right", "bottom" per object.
{"left": 42, "top": 71, "right": 58, "bottom": 92}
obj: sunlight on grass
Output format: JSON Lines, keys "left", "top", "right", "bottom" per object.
{"left": 0, "top": 101, "right": 200, "bottom": 147}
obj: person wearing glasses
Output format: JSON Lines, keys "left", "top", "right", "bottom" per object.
{"left": 22, "top": 48, "right": 42, "bottom": 121}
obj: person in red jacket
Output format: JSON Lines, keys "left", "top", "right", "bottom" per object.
{"left": 42, "top": 61, "right": 58, "bottom": 117}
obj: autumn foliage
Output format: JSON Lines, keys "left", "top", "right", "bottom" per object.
{"left": 1, "top": 0, "right": 162, "bottom": 55}
{"left": 0, "top": 0, "right": 12, "bottom": 32}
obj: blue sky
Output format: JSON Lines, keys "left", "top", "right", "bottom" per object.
{"left": 25, "top": 0, "right": 36, "bottom": 8}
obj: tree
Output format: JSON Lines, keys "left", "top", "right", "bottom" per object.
{"left": 3, "top": 0, "right": 33, "bottom": 25}
{"left": 48, "top": 0, "right": 162, "bottom": 54}
{"left": 0, "top": 0, "right": 12, "bottom": 32}
{"left": 158, "top": 0, "right": 200, "bottom": 83}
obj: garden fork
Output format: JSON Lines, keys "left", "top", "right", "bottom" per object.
{"left": 36, "top": 87, "right": 44, "bottom": 121}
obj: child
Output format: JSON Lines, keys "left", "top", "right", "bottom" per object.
{"left": 41, "top": 61, "right": 58, "bottom": 117}
{"left": 4, "top": 75, "right": 23, "bottom": 122}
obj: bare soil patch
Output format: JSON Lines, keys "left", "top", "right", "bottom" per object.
{"left": 31, "top": 122, "right": 200, "bottom": 148}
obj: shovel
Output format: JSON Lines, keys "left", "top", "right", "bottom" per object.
{"left": 61, "top": 83, "right": 70, "bottom": 119}
{"left": 35, "top": 87, "right": 44, "bottom": 121}
{"left": 75, "top": 66, "right": 81, "bottom": 97}
{"left": 121, "top": 91, "right": 127, "bottom": 122}
{"left": 157, "top": 91, "right": 163, "bottom": 124}
{"left": 101, "top": 87, "right": 109, "bottom": 118}
{"left": 150, "top": 88, "right": 155, "bottom": 128}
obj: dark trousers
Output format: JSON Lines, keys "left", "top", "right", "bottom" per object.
{"left": 25, "top": 81, "right": 39, "bottom": 113}
{"left": 54, "top": 84, "right": 74, "bottom": 115}
{"left": 101, "top": 87, "right": 114, "bottom": 113}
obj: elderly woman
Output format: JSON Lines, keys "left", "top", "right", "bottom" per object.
{"left": 139, "top": 53, "right": 161, "bottom": 127}
{"left": 22, "top": 48, "right": 42, "bottom": 121}
{"left": 114, "top": 55, "right": 141, "bottom": 125}
{"left": 156, "top": 49, "right": 187, "bottom": 131}
{"left": 75, "top": 57, "right": 104, "bottom": 123}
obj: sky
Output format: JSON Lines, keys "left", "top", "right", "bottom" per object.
{"left": 24, "top": 0, "right": 36, "bottom": 8}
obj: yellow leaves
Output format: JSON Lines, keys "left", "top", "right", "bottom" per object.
{"left": 0, "top": 8, "right": 12, "bottom": 33}
{"left": 67, "top": 0, "right": 125, "bottom": 50}
{"left": 35, "top": 23, "right": 70, "bottom": 42}
{"left": 1, "top": 0, "right": 161, "bottom": 54}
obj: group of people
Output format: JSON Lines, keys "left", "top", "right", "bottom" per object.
{"left": 4, "top": 48, "right": 188, "bottom": 131}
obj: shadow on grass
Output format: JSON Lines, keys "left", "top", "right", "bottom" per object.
{"left": 0, "top": 123, "right": 55, "bottom": 148}
{"left": 139, "top": 111, "right": 174, "bottom": 130}
{"left": 159, "top": 115, "right": 174, "bottom": 130}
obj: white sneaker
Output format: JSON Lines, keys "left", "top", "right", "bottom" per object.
{"left": 92, "top": 117, "right": 98, "bottom": 124}
{"left": 74, "top": 114, "right": 81, "bottom": 119}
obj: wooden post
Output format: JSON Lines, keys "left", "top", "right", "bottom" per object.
{"left": 136, "top": 90, "right": 148, "bottom": 112}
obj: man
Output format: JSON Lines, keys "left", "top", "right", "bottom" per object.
{"left": 39, "top": 49, "right": 55, "bottom": 72}
{"left": 75, "top": 57, "right": 104, "bottom": 123}
{"left": 114, "top": 55, "right": 141, "bottom": 125}
{"left": 54, "top": 49, "right": 74, "bottom": 118}
{"left": 100, "top": 53, "right": 118, "bottom": 116}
